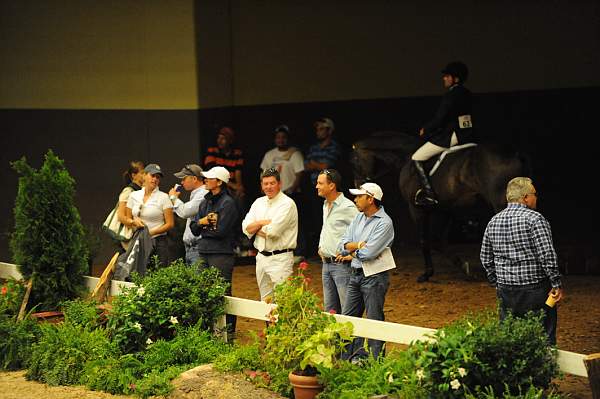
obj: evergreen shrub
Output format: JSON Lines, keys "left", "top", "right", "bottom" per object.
{"left": 10, "top": 150, "right": 88, "bottom": 311}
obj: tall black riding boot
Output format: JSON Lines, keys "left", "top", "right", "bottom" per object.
{"left": 413, "top": 160, "right": 438, "bottom": 206}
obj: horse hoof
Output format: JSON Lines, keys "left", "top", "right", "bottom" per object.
{"left": 417, "top": 272, "right": 433, "bottom": 283}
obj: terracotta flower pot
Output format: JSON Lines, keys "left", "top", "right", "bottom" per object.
{"left": 288, "top": 371, "right": 323, "bottom": 399}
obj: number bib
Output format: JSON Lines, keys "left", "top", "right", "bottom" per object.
{"left": 458, "top": 114, "right": 473, "bottom": 129}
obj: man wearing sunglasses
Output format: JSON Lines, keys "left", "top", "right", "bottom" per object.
{"left": 169, "top": 164, "right": 208, "bottom": 265}
{"left": 481, "top": 177, "right": 563, "bottom": 345}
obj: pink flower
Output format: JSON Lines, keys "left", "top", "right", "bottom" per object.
{"left": 304, "top": 277, "right": 312, "bottom": 286}
{"left": 329, "top": 309, "right": 337, "bottom": 314}
{"left": 298, "top": 262, "right": 309, "bottom": 270}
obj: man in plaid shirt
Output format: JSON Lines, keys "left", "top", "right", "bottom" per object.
{"left": 480, "top": 177, "right": 563, "bottom": 345}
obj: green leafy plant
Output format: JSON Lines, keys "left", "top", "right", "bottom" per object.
{"left": 404, "top": 310, "right": 559, "bottom": 398}
{"left": 0, "top": 314, "right": 41, "bottom": 370}
{"left": 26, "top": 321, "right": 118, "bottom": 385}
{"left": 82, "top": 322, "right": 228, "bottom": 397}
{"left": 107, "top": 259, "right": 228, "bottom": 353}
{"left": 0, "top": 278, "right": 25, "bottom": 316}
{"left": 262, "top": 262, "right": 353, "bottom": 395}
{"left": 61, "top": 298, "right": 102, "bottom": 329}
{"left": 213, "top": 334, "right": 263, "bottom": 373}
{"left": 10, "top": 150, "right": 88, "bottom": 311}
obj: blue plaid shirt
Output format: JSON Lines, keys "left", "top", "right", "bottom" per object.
{"left": 480, "top": 203, "right": 561, "bottom": 288}
{"left": 305, "top": 140, "right": 341, "bottom": 185}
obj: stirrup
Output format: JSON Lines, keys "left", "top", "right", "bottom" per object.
{"left": 414, "top": 189, "right": 438, "bottom": 206}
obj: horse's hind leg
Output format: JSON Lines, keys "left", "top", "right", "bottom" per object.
{"left": 417, "top": 212, "right": 434, "bottom": 283}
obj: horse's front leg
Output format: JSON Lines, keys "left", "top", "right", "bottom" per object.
{"left": 417, "top": 211, "right": 434, "bottom": 282}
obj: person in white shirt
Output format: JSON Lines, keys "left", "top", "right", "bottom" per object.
{"left": 316, "top": 169, "right": 358, "bottom": 314}
{"left": 168, "top": 164, "right": 208, "bottom": 265}
{"left": 259, "top": 124, "right": 306, "bottom": 261}
{"left": 126, "top": 163, "right": 174, "bottom": 267}
{"left": 242, "top": 168, "right": 298, "bottom": 301}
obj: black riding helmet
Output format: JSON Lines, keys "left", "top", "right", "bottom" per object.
{"left": 441, "top": 61, "right": 468, "bottom": 83}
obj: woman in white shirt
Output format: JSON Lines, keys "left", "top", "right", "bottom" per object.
{"left": 125, "top": 163, "right": 174, "bottom": 267}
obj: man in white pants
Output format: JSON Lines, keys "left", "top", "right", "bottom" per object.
{"left": 242, "top": 168, "right": 298, "bottom": 301}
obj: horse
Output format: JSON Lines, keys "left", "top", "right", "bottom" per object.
{"left": 351, "top": 131, "right": 530, "bottom": 282}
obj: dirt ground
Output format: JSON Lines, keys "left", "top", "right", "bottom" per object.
{"left": 1, "top": 244, "right": 598, "bottom": 398}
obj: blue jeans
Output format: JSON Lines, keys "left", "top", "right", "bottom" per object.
{"left": 342, "top": 269, "right": 390, "bottom": 360}
{"left": 497, "top": 280, "right": 557, "bottom": 345}
{"left": 185, "top": 243, "right": 201, "bottom": 266}
{"left": 322, "top": 261, "right": 351, "bottom": 314}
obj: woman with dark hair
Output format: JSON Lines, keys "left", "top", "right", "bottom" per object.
{"left": 125, "top": 163, "right": 175, "bottom": 267}
{"left": 114, "top": 160, "right": 145, "bottom": 252}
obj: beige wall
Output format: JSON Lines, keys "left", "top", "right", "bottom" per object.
{"left": 2, "top": 1, "right": 598, "bottom": 110}
{"left": 198, "top": 1, "right": 600, "bottom": 107}
{"left": 0, "top": 0, "right": 198, "bottom": 109}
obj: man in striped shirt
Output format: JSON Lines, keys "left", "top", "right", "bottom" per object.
{"left": 480, "top": 177, "right": 563, "bottom": 344}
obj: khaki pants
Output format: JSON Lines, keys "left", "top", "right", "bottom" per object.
{"left": 255, "top": 252, "right": 294, "bottom": 301}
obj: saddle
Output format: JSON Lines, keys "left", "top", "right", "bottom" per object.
{"left": 428, "top": 143, "right": 477, "bottom": 176}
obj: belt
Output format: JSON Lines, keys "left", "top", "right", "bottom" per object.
{"left": 349, "top": 267, "right": 364, "bottom": 275}
{"left": 322, "top": 256, "right": 350, "bottom": 265}
{"left": 259, "top": 248, "right": 294, "bottom": 257}
{"left": 497, "top": 279, "right": 550, "bottom": 290}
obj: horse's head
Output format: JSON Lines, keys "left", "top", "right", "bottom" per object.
{"left": 350, "top": 140, "right": 375, "bottom": 187}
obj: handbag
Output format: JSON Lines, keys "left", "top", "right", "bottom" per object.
{"left": 102, "top": 202, "right": 134, "bottom": 242}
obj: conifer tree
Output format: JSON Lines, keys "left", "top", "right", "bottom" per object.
{"left": 10, "top": 150, "right": 88, "bottom": 310}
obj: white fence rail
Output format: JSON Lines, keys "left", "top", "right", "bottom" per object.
{"left": 0, "top": 262, "right": 589, "bottom": 378}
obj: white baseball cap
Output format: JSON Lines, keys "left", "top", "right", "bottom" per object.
{"left": 201, "top": 166, "right": 230, "bottom": 183}
{"left": 349, "top": 182, "right": 383, "bottom": 201}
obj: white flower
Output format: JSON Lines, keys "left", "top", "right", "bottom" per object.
{"left": 439, "top": 330, "right": 446, "bottom": 338}
{"left": 386, "top": 371, "right": 394, "bottom": 383}
{"left": 458, "top": 367, "right": 467, "bottom": 377}
{"left": 136, "top": 286, "right": 145, "bottom": 296}
{"left": 416, "top": 369, "right": 425, "bottom": 380}
{"left": 146, "top": 338, "right": 153, "bottom": 345}
{"left": 450, "top": 379, "right": 461, "bottom": 390}
{"left": 169, "top": 316, "right": 179, "bottom": 325}
{"left": 133, "top": 322, "right": 142, "bottom": 331}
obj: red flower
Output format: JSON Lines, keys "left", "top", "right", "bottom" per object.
{"left": 1, "top": 286, "right": 6, "bottom": 295}
{"left": 329, "top": 309, "right": 337, "bottom": 314}
{"left": 298, "top": 262, "right": 309, "bottom": 270}
{"left": 304, "top": 277, "right": 312, "bottom": 285}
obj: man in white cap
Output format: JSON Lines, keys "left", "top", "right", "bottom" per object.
{"left": 189, "top": 166, "right": 239, "bottom": 339}
{"left": 242, "top": 168, "right": 298, "bottom": 301}
{"left": 337, "top": 182, "right": 394, "bottom": 361}
{"left": 169, "top": 164, "right": 208, "bottom": 265}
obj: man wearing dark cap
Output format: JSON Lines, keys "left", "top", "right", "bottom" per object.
{"left": 169, "top": 164, "right": 208, "bottom": 265}
{"left": 203, "top": 126, "right": 245, "bottom": 198}
{"left": 411, "top": 61, "right": 476, "bottom": 207}
{"left": 203, "top": 126, "right": 248, "bottom": 256}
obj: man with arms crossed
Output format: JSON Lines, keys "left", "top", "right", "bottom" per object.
{"left": 480, "top": 176, "right": 563, "bottom": 345}
{"left": 242, "top": 168, "right": 298, "bottom": 301}
{"left": 337, "top": 182, "right": 394, "bottom": 361}
{"left": 316, "top": 169, "right": 358, "bottom": 314}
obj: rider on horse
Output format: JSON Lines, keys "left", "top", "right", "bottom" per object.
{"left": 412, "top": 61, "right": 476, "bottom": 206}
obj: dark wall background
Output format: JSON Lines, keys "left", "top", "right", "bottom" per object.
{"left": 2, "top": 87, "right": 597, "bottom": 265}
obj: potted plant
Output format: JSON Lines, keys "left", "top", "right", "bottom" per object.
{"left": 262, "top": 262, "right": 353, "bottom": 398}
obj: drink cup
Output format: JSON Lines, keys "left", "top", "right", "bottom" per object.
{"left": 545, "top": 293, "right": 557, "bottom": 308}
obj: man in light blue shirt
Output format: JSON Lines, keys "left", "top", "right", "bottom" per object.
{"left": 337, "top": 182, "right": 394, "bottom": 360}
{"left": 316, "top": 169, "right": 358, "bottom": 314}
{"left": 169, "top": 164, "right": 208, "bottom": 265}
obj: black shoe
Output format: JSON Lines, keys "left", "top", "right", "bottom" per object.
{"left": 414, "top": 189, "right": 439, "bottom": 207}
{"left": 417, "top": 270, "right": 433, "bottom": 283}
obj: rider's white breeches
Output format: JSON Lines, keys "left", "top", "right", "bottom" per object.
{"left": 411, "top": 132, "right": 458, "bottom": 161}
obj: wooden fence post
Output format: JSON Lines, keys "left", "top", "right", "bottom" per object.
{"left": 585, "top": 353, "right": 600, "bottom": 399}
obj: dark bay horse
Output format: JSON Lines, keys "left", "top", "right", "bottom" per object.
{"left": 351, "top": 131, "right": 530, "bottom": 282}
